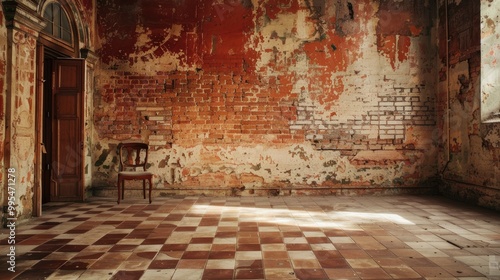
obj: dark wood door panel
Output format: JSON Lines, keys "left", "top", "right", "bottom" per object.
{"left": 51, "top": 58, "right": 84, "bottom": 202}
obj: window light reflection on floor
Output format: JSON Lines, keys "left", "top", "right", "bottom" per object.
{"left": 191, "top": 205, "right": 415, "bottom": 230}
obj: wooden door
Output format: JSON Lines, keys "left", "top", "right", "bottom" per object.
{"left": 50, "top": 58, "right": 84, "bottom": 201}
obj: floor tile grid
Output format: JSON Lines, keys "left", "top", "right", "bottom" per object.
{"left": 0, "top": 195, "right": 499, "bottom": 280}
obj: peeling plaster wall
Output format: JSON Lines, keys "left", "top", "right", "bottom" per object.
{"left": 438, "top": 0, "right": 500, "bottom": 210}
{"left": 0, "top": 2, "right": 41, "bottom": 224}
{"left": 0, "top": 5, "right": 6, "bottom": 208}
{"left": 93, "top": 0, "right": 440, "bottom": 197}
{"left": 84, "top": 59, "right": 97, "bottom": 197}
{"left": 4, "top": 27, "right": 39, "bottom": 220}
{"left": 481, "top": 0, "right": 500, "bottom": 123}
{"left": 93, "top": 143, "right": 437, "bottom": 197}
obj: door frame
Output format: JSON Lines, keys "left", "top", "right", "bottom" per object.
{"left": 30, "top": 0, "right": 91, "bottom": 217}
{"left": 34, "top": 43, "right": 44, "bottom": 217}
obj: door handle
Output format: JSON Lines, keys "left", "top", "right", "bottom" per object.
{"left": 41, "top": 143, "right": 47, "bottom": 154}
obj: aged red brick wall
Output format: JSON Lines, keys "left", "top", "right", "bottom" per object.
{"left": 93, "top": 0, "right": 440, "bottom": 196}
{"left": 438, "top": 0, "right": 500, "bottom": 210}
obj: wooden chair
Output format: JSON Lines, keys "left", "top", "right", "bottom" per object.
{"left": 117, "top": 142, "right": 153, "bottom": 204}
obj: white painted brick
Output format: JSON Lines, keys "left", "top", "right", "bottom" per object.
{"left": 149, "top": 135, "right": 165, "bottom": 140}
{"left": 379, "top": 102, "right": 395, "bottom": 106}
{"left": 396, "top": 102, "right": 412, "bottom": 106}
{"left": 148, "top": 116, "right": 166, "bottom": 121}
{"left": 380, "top": 106, "right": 396, "bottom": 111}
{"left": 380, "top": 125, "right": 394, "bottom": 130}
{"left": 150, "top": 140, "right": 168, "bottom": 146}
{"left": 136, "top": 107, "right": 164, "bottom": 111}
{"left": 380, "top": 134, "right": 395, "bottom": 140}
{"left": 353, "top": 144, "right": 368, "bottom": 149}
{"left": 323, "top": 120, "right": 341, "bottom": 125}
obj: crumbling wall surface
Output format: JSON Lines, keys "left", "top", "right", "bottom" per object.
{"left": 93, "top": 0, "right": 439, "bottom": 196}
{"left": 438, "top": 0, "right": 500, "bottom": 210}
{"left": 1, "top": 14, "right": 40, "bottom": 220}
{"left": 0, "top": 6, "right": 6, "bottom": 208}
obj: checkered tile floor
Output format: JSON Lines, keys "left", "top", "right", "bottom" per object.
{"left": 1, "top": 195, "right": 500, "bottom": 279}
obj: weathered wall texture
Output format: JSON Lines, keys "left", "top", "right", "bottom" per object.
{"left": 93, "top": 0, "right": 440, "bottom": 196}
{"left": 0, "top": 1, "right": 45, "bottom": 221}
{"left": 437, "top": 0, "right": 500, "bottom": 210}
{"left": 0, "top": 5, "right": 6, "bottom": 209}
{"left": 1, "top": 0, "right": 95, "bottom": 224}
{"left": 481, "top": 0, "right": 500, "bottom": 123}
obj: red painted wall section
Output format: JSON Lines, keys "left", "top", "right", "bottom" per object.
{"left": 97, "top": 0, "right": 147, "bottom": 65}
{"left": 303, "top": 0, "right": 372, "bottom": 73}
{"left": 80, "top": 0, "right": 93, "bottom": 11}
{"left": 376, "top": 0, "right": 433, "bottom": 70}
{"left": 200, "top": 2, "right": 254, "bottom": 57}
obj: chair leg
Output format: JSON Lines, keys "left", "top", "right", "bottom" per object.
{"left": 143, "top": 180, "right": 146, "bottom": 199}
{"left": 117, "top": 178, "right": 121, "bottom": 204}
{"left": 122, "top": 180, "right": 125, "bottom": 199}
{"left": 148, "top": 177, "right": 152, "bottom": 204}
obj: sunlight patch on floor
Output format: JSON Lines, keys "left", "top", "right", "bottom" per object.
{"left": 191, "top": 205, "right": 415, "bottom": 230}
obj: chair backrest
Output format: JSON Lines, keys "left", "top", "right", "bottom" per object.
{"left": 118, "top": 142, "right": 149, "bottom": 171}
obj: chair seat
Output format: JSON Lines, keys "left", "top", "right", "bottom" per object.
{"left": 119, "top": 171, "right": 153, "bottom": 177}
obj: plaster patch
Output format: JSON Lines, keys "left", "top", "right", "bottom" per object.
{"left": 14, "top": 109, "right": 33, "bottom": 128}
{"left": 13, "top": 135, "right": 33, "bottom": 161}
{"left": 352, "top": 150, "right": 406, "bottom": 162}
{"left": 248, "top": 11, "right": 303, "bottom": 69}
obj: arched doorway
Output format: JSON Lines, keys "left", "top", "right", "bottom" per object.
{"left": 35, "top": 0, "right": 87, "bottom": 214}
